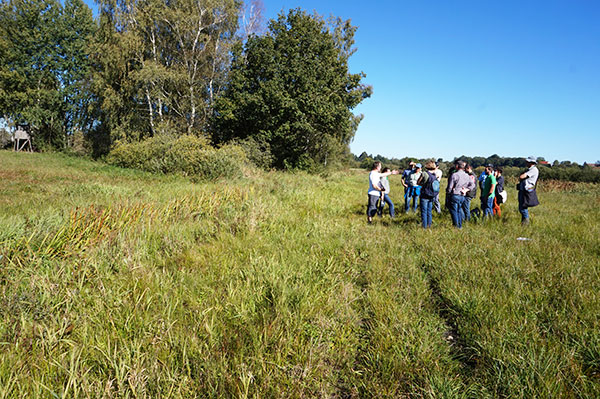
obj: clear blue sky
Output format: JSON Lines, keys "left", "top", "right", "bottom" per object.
{"left": 84, "top": 0, "right": 600, "bottom": 163}
{"left": 261, "top": 0, "right": 600, "bottom": 163}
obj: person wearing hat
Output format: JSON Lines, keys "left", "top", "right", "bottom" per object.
{"left": 417, "top": 161, "right": 439, "bottom": 228}
{"left": 431, "top": 161, "right": 443, "bottom": 213}
{"left": 517, "top": 156, "right": 540, "bottom": 225}
{"left": 405, "top": 163, "right": 422, "bottom": 213}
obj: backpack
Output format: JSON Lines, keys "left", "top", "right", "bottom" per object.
{"left": 498, "top": 189, "right": 508, "bottom": 204}
{"left": 432, "top": 178, "right": 440, "bottom": 193}
{"left": 421, "top": 171, "right": 439, "bottom": 198}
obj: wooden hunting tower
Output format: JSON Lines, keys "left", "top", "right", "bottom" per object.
{"left": 13, "top": 124, "right": 32, "bottom": 152}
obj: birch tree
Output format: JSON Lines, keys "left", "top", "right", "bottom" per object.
{"left": 93, "top": 0, "right": 240, "bottom": 140}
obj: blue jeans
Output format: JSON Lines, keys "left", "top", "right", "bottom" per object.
{"left": 482, "top": 196, "right": 494, "bottom": 217}
{"left": 405, "top": 186, "right": 420, "bottom": 212}
{"left": 378, "top": 194, "right": 395, "bottom": 217}
{"left": 449, "top": 194, "right": 465, "bottom": 228}
{"left": 420, "top": 197, "right": 433, "bottom": 228}
{"left": 367, "top": 194, "right": 379, "bottom": 218}
{"left": 462, "top": 197, "right": 472, "bottom": 221}
{"left": 518, "top": 191, "right": 530, "bottom": 221}
{"left": 433, "top": 193, "right": 441, "bottom": 213}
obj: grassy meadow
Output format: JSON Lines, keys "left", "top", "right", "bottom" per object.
{"left": 1, "top": 150, "right": 599, "bottom": 398}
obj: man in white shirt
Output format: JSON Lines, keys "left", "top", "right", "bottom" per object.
{"left": 367, "top": 162, "right": 398, "bottom": 223}
{"left": 518, "top": 156, "right": 540, "bottom": 225}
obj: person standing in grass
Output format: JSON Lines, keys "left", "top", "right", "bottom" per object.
{"left": 481, "top": 165, "right": 497, "bottom": 218}
{"left": 401, "top": 161, "right": 416, "bottom": 211}
{"left": 377, "top": 168, "right": 395, "bottom": 218}
{"left": 432, "top": 161, "right": 443, "bottom": 213}
{"left": 478, "top": 165, "right": 491, "bottom": 191}
{"left": 493, "top": 167, "right": 505, "bottom": 217}
{"left": 417, "top": 161, "right": 439, "bottom": 228}
{"left": 518, "top": 157, "right": 540, "bottom": 225}
{"left": 367, "top": 162, "right": 398, "bottom": 223}
{"left": 405, "top": 163, "right": 422, "bottom": 213}
{"left": 445, "top": 163, "right": 457, "bottom": 210}
{"left": 446, "top": 160, "right": 475, "bottom": 228}
{"left": 462, "top": 164, "right": 477, "bottom": 222}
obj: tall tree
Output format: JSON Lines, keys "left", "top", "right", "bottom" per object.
{"left": 0, "top": 0, "right": 63, "bottom": 147}
{"left": 90, "top": 0, "right": 147, "bottom": 142}
{"left": 92, "top": 0, "right": 240, "bottom": 141}
{"left": 59, "top": 0, "right": 97, "bottom": 138}
{"left": 0, "top": 0, "right": 96, "bottom": 149}
{"left": 213, "top": 8, "right": 372, "bottom": 169}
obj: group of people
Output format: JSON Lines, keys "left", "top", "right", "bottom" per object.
{"left": 367, "top": 157, "right": 540, "bottom": 228}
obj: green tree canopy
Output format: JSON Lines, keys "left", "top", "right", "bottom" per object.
{"left": 92, "top": 0, "right": 240, "bottom": 143}
{"left": 213, "top": 8, "right": 372, "bottom": 169}
{"left": 0, "top": 0, "right": 95, "bottom": 149}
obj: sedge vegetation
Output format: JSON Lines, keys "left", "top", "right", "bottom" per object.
{"left": 1, "top": 150, "right": 599, "bottom": 398}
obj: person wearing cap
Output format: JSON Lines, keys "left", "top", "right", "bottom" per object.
{"left": 480, "top": 165, "right": 497, "bottom": 218}
{"left": 517, "top": 157, "right": 540, "bottom": 225}
{"left": 405, "top": 163, "right": 422, "bottom": 213}
{"left": 401, "top": 161, "right": 416, "bottom": 211}
{"left": 446, "top": 160, "right": 475, "bottom": 228}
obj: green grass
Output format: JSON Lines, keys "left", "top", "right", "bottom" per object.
{"left": 1, "top": 150, "right": 599, "bottom": 398}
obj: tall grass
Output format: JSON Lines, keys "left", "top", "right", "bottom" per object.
{"left": 0, "top": 150, "right": 598, "bottom": 397}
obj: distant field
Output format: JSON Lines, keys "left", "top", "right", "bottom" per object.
{"left": 1, "top": 150, "right": 599, "bottom": 398}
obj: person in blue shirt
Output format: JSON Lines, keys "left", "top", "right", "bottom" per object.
{"left": 478, "top": 164, "right": 492, "bottom": 190}
{"left": 401, "top": 161, "right": 416, "bottom": 212}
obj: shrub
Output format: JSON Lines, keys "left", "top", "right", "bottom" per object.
{"left": 106, "top": 135, "right": 248, "bottom": 180}
{"left": 0, "top": 129, "right": 12, "bottom": 149}
{"left": 231, "top": 136, "right": 274, "bottom": 170}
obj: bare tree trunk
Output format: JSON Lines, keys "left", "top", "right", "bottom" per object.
{"left": 188, "top": 85, "right": 195, "bottom": 134}
{"left": 241, "top": 0, "right": 265, "bottom": 41}
{"left": 146, "top": 88, "right": 155, "bottom": 136}
{"left": 208, "top": 35, "right": 220, "bottom": 107}
{"left": 150, "top": 29, "right": 164, "bottom": 124}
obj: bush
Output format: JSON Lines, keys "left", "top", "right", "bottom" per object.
{"left": 230, "top": 136, "right": 274, "bottom": 169}
{"left": 0, "top": 129, "right": 12, "bottom": 149}
{"left": 106, "top": 135, "right": 248, "bottom": 180}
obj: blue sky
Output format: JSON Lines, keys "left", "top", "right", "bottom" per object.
{"left": 261, "top": 0, "right": 600, "bottom": 163}
{"left": 84, "top": 0, "right": 600, "bottom": 163}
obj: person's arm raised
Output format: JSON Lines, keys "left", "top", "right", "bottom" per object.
{"left": 381, "top": 170, "right": 400, "bottom": 178}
